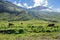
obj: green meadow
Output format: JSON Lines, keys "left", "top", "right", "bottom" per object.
{"left": 0, "top": 20, "right": 60, "bottom": 40}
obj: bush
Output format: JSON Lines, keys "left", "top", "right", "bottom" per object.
{"left": 0, "top": 29, "right": 16, "bottom": 34}
{"left": 5, "top": 30, "right": 16, "bottom": 34}
{"left": 32, "top": 26, "right": 44, "bottom": 33}
{"left": 18, "top": 29, "right": 24, "bottom": 34}
{"left": 46, "top": 30, "right": 51, "bottom": 32}
{"left": 0, "top": 30, "right": 6, "bottom": 34}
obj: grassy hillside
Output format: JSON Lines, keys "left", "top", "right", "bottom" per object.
{"left": 30, "top": 11, "right": 60, "bottom": 22}
{"left": 0, "top": 12, "right": 33, "bottom": 21}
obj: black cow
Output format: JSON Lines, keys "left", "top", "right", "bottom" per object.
{"left": 47, "top": 24, "right": 55, "bottom": 27}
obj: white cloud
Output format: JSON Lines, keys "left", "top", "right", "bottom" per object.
{"left": 23, "top": 3, "right": 28, "bottom": 7}
{"left": 27, "top": 6, "right": 33, "bottom": 8}
{"left": 43, "top": 0, "right": 48, "bottom": 6}
{"left": 41, "top": 9, "right": 53, "bottom": 12}
{"left": 13, "top": 0, "right": 49, "bottom": 9}
{"left": 13, "top": 1, "right": 23, "bottom": 7}
{"left": 56, "top": 9, "right": 60, "bottom": 10}
{"left": 17, "top": 3, "right": 23, "bottom": 7}
{"left": 49, "top": 6, "right": 53, "bottom": 8}
{"left": 33, "top": 0, "right": 48, "bottom": 7}
{"left": 56, "top": 9, "right": 60, "bottom": 12}
{"left": 23, "top": 3, "right": 33, "bottom": 9}
{"left": 40, "top": 8, "right": 60, "bottom": 12}
{"left": 13, "top": 2, "right": 33, "bottom": 8}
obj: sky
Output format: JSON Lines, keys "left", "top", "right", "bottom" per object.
{"left": 7, "top": 0, "right": 60, "bottom": 11}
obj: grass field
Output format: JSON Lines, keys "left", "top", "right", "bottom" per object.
{"left": 0, "top": 20, "right": 60, "bottom": 40}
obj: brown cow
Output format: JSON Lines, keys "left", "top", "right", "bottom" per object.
{"left": 8, "top": 23, "right": 14, "bottom": 28}
{"left": 21, "top": 22, "right": 23, "bottom": 25}
{"left": 47, "top": 24, "right": 55, "bottom": 27}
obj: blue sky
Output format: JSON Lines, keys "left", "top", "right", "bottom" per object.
{"left": 48, "top": 0, "right": 60, "bottom": 9}
{"left": 7, "top": 0, "right": 60, "bottom": 9}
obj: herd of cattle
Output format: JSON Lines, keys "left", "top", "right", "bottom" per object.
{"left": 8, "top": 22, "right": 23, "bottom": 28}
{"left": 8, "top": 22, "right": 55, "bottom": 28}
{"left": 0, "top": 22, "right": 58, "bottom": 34}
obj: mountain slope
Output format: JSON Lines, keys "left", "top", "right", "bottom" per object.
{"left": 28, "top": 10, "right": 60, "bottom": 22}
{"left": 0, "top": 1, "right": 34, "bottom": 21}
{"left": 0, "top": 1, "right": 60, "bottom": 22}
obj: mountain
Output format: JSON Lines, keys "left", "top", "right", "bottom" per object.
{"left": 0, "top": 1, "right": 60, "bottom": 22}
{"left": 0, "top": 1, "right": 34, "bottom": 21}
{"left": 28, "top": 6, "right": 49, "bottom": 10}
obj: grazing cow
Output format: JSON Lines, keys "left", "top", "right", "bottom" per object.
{"left": 8, "top": 23, "right": 14, "bottom": 28}
{"left": 47, "top": 24, "right": 55, "bottom": 27}
{"left": 21, "top": 22, "right": 23, "bottom": 25}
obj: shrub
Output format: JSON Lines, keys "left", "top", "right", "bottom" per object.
{"left": 0, "top": 29, "right": 16, "bottom": 34}
{"left": 5, "top": 30, "right": 16, "bottom": 34}
{"left": 18, "top": 29, "right": 24, "bottom": 34}
{"left": 0, "top": 30, "right": 6, "bottom": 34}
{"left": 46, "top": 30, "right": 51, "bottom": 32}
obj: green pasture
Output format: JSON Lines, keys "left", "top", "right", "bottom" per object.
{"left": 0, "top": 20, "right": 60, "bottom": 40}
